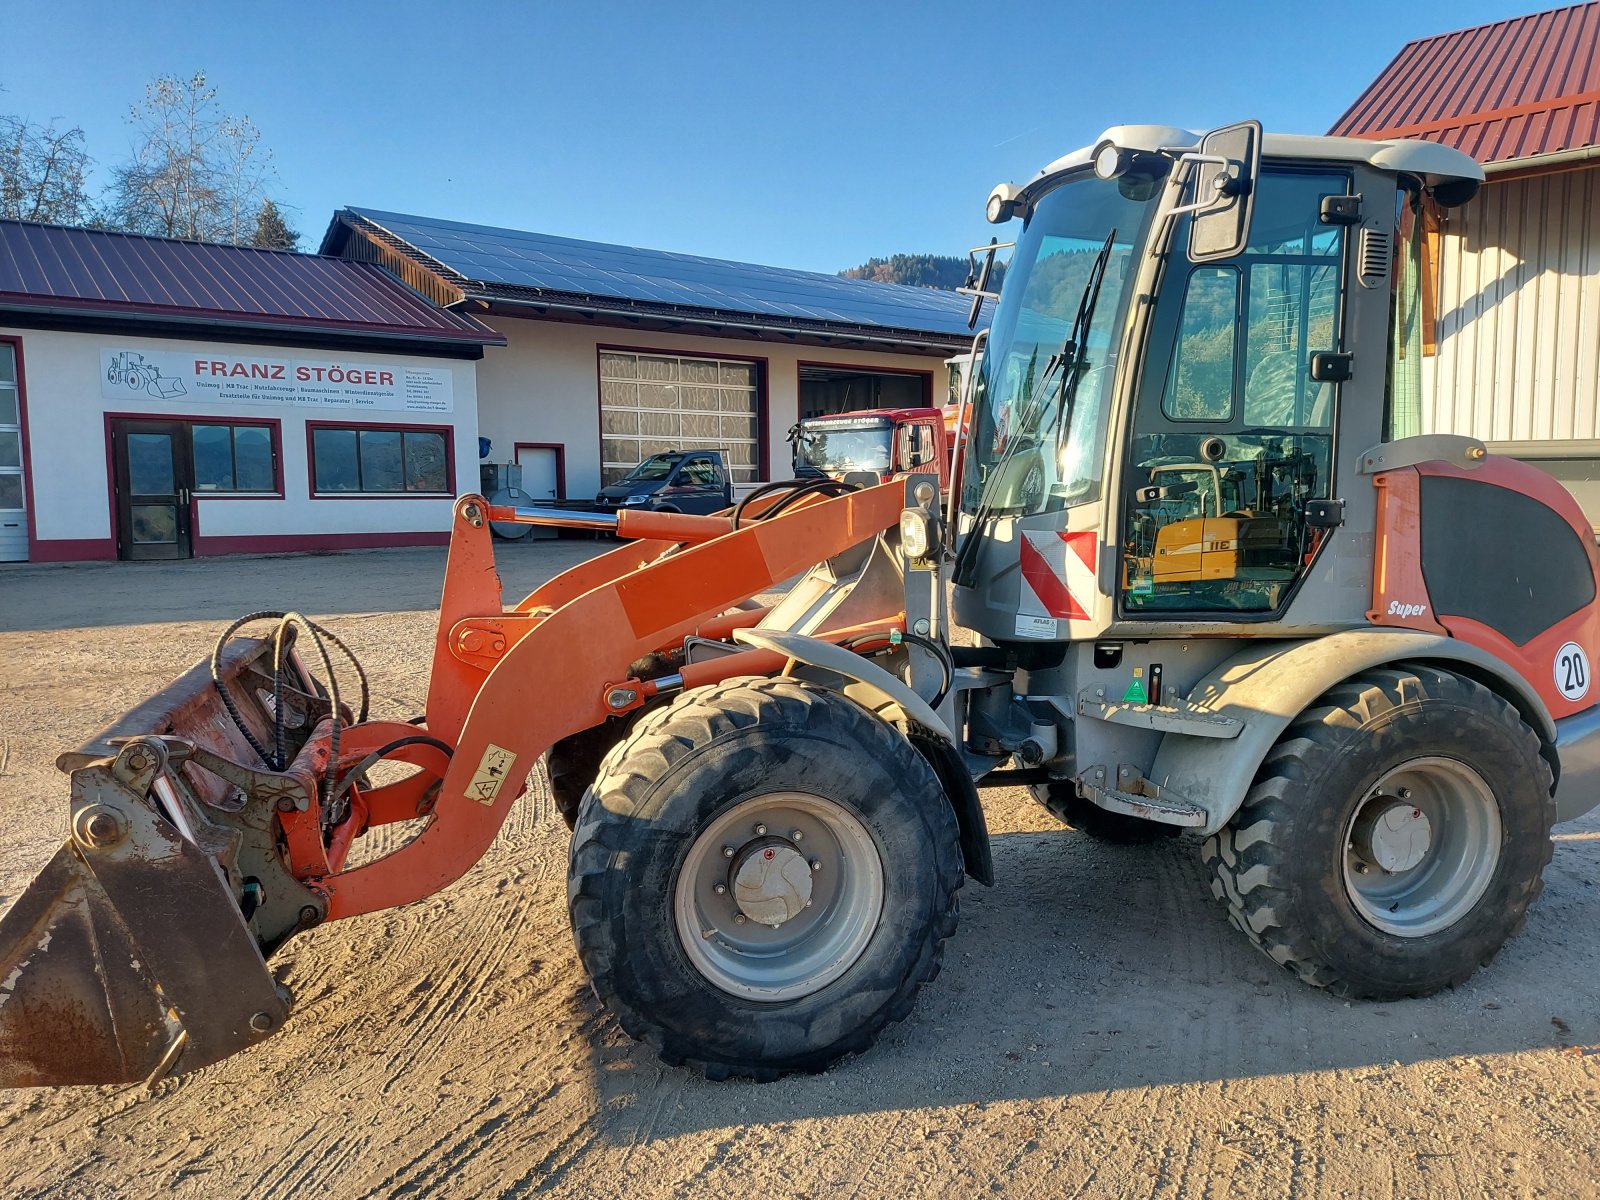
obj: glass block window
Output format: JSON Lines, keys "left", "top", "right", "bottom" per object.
{"left": 599, "top": 350, "right": 760, "bottom": 486}
{"left": 0, "top": 344, "right": 21, "bottom": 514}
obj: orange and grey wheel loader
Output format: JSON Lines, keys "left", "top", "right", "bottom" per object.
{"left": 6, "top": 122, "right": 1600, "bottom": 1088}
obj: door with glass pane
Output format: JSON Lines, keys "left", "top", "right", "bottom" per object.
{"left": 112, "top": 419, "right": 193, "bottom": 560}
{"left": 0, "top": 343, "right": 24, "bottom": 562}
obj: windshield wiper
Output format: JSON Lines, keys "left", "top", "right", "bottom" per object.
{"left": 953, "top": 230, "right": 1118, "bottom": 589}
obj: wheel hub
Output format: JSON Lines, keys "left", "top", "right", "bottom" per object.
{"left": 1351, "top": 801, "right": 1432, "bottom": 873}
{"left": 731, "top": 840, "right": 814, "bottom": 926}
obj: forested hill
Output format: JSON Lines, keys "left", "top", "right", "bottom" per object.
{"left": 840, "top": 253, "right": 1004, "bottom": 291}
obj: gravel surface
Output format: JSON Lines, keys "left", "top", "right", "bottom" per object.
{"left": 1, "top": 542, "right": 1597, "bottom": 1199}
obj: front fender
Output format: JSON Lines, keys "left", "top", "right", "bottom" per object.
{"left": 1149, "top": 630, "right": 1557, "bottom": 836}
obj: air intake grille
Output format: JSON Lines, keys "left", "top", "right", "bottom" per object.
{"left": 1359, "top": 227, "right": 1391, "bottom": 289}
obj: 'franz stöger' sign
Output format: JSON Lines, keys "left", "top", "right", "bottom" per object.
{"left": 100, "top": 348, "right": 453, "bottom": 413}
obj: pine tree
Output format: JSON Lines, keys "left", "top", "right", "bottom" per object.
{"left": 252, "top": 198, "right": 299, "bottom": 251}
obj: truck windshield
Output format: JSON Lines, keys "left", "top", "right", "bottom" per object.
{"left": 961, "top": 171, "right": 1162, "bottom": 517}
{"left": 794, "top": 420, "right": 893, "bottom": 474}
{"left": 623, "top": 453, "right": 685, "bottom": 482}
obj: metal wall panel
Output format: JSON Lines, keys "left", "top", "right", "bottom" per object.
{"left": 1425, "top": 167, "right": 1600, "bottom": 442}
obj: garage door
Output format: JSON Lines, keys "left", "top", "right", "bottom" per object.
{"left": 0, "top": 343, "right": 24, "bottom": 563}
{"left": 599, "top": 351, "right": 759, "bottom": 486}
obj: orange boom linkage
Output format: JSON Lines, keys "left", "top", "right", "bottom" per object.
{"left": 0, "top": 481, "right": 909, "bottom": 1087}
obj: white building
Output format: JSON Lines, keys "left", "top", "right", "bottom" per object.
{"left": 318, "top": 209, "right": 977, "bottom": 501}
{"left": 0, "top": 219, "right": 503, "bottom": 562}
{"left": 0, "top": 212, "right": 978, "bottom": 563}
{"left": 1332, "top": 2, "right": 1600, "bottom": 515}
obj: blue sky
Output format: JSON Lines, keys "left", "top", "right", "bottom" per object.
{"left": 1, "top": 0, "right": 1527, "bottom": 273}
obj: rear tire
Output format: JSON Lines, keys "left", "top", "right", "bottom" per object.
{"left": 568, "top": 676, "right": 962, "bottom": 1080}
{"left": 1033, "top": 783, "right": 1181, "bottom": 844}
{"left": 1203, "top": 666, "right": 1554, "bottom": 999}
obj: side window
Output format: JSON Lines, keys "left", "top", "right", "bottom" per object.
{"left": 682, "top": 457, "right": 717, "bottom": 485}
{"left": 1122, "top": 169, "right": 1347, "bottom": 618}
{"left": 1162, "top": 267, "right": 1239, "bottom": 421}
{"left": 903, "top": 423, "right": 935, "bottom": 468}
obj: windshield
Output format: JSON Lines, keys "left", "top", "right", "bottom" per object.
{"left": 623, "top": 453, "right": 685, "bottom": 483}
{"left": 794, "top": 421, "right": 893, "bottom": 474}
{"left": 961, "top": 171, "right": 1162, "bottom": 517}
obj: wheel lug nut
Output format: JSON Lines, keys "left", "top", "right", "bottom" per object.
{"left": 722, "top": 846, "right": 735, "bottom": 858}
{"left": 733, "top": 913, "right": 747, "bottom": 924}
{"left": 713, "top": 883, "right": 727, "bottom": 895}
{"left": 791, "top": 829, "right": 803, "bottom": 841}
{"left": 810, "top": 859, "right": 822, "bottom": 872}
{"left": 804, "top": 899, "right": 812, "bottom": 908}
{"left": 1398, "top": 787, "right": 1411, "bottom": 800}
{"left": 754, "top": 823, "right": 767, "bottom": 836}
{"left": 770, "top": 923, "right": 781, "bottom": 930}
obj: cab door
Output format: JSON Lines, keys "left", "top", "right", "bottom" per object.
{"left": 1120, "top": 169, "right": 1350, "bottom": 617}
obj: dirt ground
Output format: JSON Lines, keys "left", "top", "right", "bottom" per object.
{"left": 1, "top": 542, "right": 1598, "bottom": 1199}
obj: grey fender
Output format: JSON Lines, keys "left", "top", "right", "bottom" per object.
{"left": 1148, "top": 630, "right": 1557, "bottom": 837}
{"left": 733, "top": 629, "right": 993, "bottom": 885}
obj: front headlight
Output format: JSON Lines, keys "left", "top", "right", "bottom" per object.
{"left": 624, "top": 494, "right": 652, "bottom": 505}
{"left": 899, "top": 508, "right": 933, "bottom": 560}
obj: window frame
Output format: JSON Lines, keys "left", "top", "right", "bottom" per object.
{"left": 187, "top": 419, "right": 283, "bottom": 497}
{"left": 306, "top": 420, "right": 455, "bottom": 499}
{"left": 597, "top": 344, "right": 767, "bottom": 486}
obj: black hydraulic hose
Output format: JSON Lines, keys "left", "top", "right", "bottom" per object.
{"left": 210, "top": 611, "right": 372, "bottom": 801}
{"left": 731, "top": 478, "right": 857, "bottom": 530}
{"left": 327, "top": 734, "right": 456, "bottom": 814}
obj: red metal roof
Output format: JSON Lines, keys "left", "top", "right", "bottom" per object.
{"left": 0, "top": 219, "right": 504, "bottom": 345}
{"left": 1330, "top": 3, "right": 1600, "bottom": 165}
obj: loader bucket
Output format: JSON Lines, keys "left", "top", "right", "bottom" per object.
{"left": 0, "top": 640, "right": 298, "bottom": 1088}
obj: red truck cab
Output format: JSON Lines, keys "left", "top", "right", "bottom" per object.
{"left": 791, "top": 407, "right": 951, "bottom": 490}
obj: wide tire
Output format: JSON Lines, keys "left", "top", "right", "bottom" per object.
{"left": 1033, "top": 783, "right": 1181, "bottom": 844}
{"left": 1203, "top": 666, "right": 1554, "bottom": 999}
{"left": 568, "top": 676, "right": 963, "bottom": 1080}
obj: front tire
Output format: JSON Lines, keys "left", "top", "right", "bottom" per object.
{"left": 568, "top": 677, "right": 962, "bottom": 1080}
{"left": 1203, "top": 666, "right": 1554, "bottom": 999}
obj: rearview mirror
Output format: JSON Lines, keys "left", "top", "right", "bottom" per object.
{"left": 1187, "top": 120, "right": 1262, "bottom": 262}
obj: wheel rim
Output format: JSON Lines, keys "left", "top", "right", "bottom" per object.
{"left": 674, "top": 792, "right": 885, "bottom": 1001}
{"left": 1342, "top": 756, "right": 1502, "bottom": 938}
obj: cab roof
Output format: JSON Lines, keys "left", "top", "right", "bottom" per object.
{"left": 1015, "top": 123, "right": 1484, "bottom": 202}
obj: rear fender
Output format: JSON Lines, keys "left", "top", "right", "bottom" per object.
{"left": 1148, "top": 630, "right": 1557, "bottom": 836}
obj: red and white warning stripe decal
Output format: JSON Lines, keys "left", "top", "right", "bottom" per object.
{"left": 1019, "top": 530, "right": 1097, "bottom": 621}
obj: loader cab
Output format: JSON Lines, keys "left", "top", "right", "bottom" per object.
{"left": 952, "top": 123, "right": 1483, "bottom": 643}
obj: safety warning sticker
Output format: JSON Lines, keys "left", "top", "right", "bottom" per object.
{"left": 1019, "top": 530, "right": 1097, "bottom": 621}
{"left": 467, "top": 743, "right": 517, "bottom": 805}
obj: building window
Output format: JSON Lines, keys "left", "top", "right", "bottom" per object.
{"left": 191, "top": 423, "right": 277, "bottom": 492}
{"left": 310, "top": 424, "right": 452, "bottom": 495}
{"left": 599, "top": 350, "right": 759, "bottom": 486}
{"left": 0, "top": 344, "right": 21, "bottom": 514}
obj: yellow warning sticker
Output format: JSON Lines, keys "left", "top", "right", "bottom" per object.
{"left": 467, "top": 743, "right": 517, "bottom": 806}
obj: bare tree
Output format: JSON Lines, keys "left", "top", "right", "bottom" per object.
{"left": 106, "top": 71, "right": 273, "bottom": 243}
{"left": 0, "top": 105, "right": 96, "bottom": 225}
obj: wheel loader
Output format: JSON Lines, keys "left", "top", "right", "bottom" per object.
{"left": 5, "top": 121, "right": 1600, "bottom": 1088}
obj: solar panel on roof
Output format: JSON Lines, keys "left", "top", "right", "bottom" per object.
{"left": 351, "top": 208, "right": 986, "bottom": 338}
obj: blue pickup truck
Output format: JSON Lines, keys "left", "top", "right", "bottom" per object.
{"left": 593, "top": 450, "right": 734, "bottom": 515}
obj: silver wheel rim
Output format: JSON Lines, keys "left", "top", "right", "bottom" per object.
{"left": 1342, "top": 756, "right": 1502, "bottom": 938}
{"left": 674, "top": 792, "right": 885, "bottom": 1001}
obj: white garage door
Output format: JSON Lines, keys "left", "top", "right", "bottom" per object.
{"left": 0, "top": 344, "right": 25, "bottom": 563}
{"left": 599, "top": 351, "right": 759, "bottom": 486}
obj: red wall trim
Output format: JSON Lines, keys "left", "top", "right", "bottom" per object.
{"left": 795, "top": 358, "right": 936, "bottom": 411}
{"left": 595, "top": 342, "right": 772, "bottom": 480}
{"left": 25, "top": 536, "right": 117, "bottom": 562}
{"left": 194, "top": 530, "right": 449, "bottom": 556}
{"left": 512, "top": 441, "right": 567, "bottom": 499}
{"left": 304, "top": 419, "right": 456, "bottom": 499}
